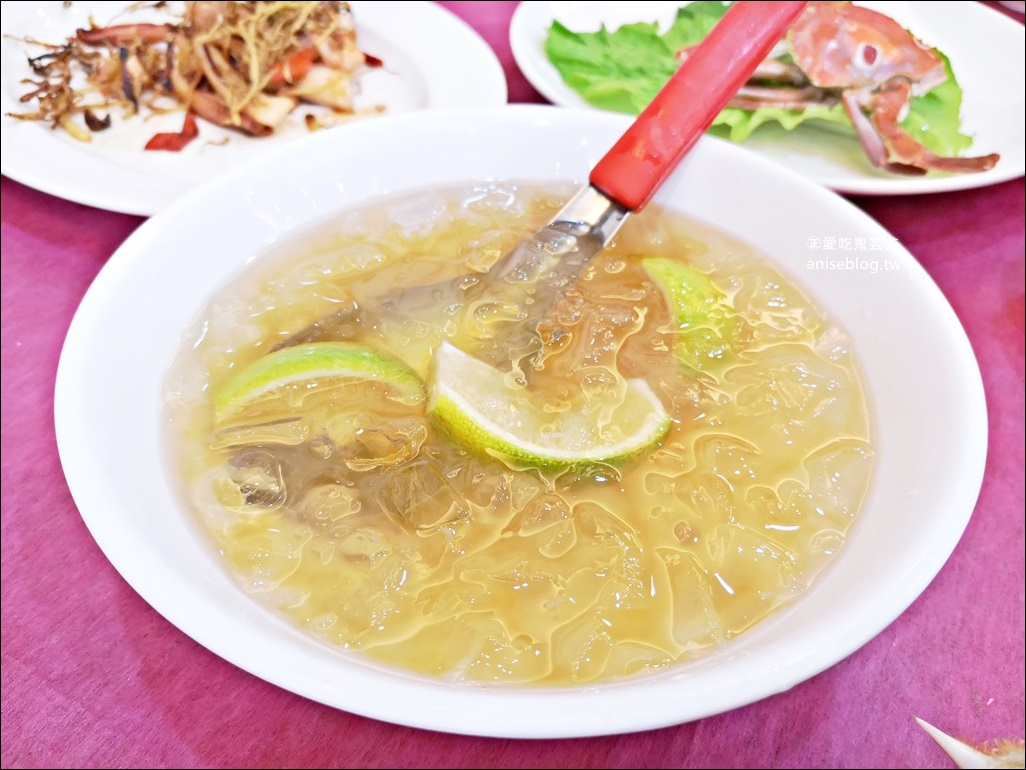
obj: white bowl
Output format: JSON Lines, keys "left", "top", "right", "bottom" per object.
{"left": 54, "top": 106, "right": 987, "bottom": 738}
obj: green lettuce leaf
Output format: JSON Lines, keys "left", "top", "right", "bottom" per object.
{"left": 660, "top": 0, "right": 731, "bottom": 51}
{"left": 901, "top": 53, "right": 974, "bottom": 157}
{"left": 543, "top": 2, "right": 975, "bottom": 155}
{"left": 714, "top": 103, "right": 850, "bottom": 143}
{"left": 544, "top": 20, "right": 677, "bottom": 114}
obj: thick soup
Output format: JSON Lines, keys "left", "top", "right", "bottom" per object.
{"left": 163, "top": 182, "right": 873, "bottom": 685}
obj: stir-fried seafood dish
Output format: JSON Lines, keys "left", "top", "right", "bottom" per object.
{"left": 6, "top": 1, "right": 375, "bottom": 149}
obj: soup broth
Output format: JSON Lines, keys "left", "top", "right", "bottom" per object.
{"left": 163, "top": 182, "right": 873, "bottom": 685}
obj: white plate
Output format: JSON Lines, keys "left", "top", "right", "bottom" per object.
{"left": 510, "top": 1, "right": 1025, "bottom": 195}
{"left": 0, "top": 1, "right": 508, "bottom": 215}
{"left": 54, "top": 105, "right": 987, "bottom": 738}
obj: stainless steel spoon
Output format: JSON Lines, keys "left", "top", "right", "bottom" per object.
{"left": 284, "top": 2, "right": 809, "bottom": 368}
{"left": 479, "top": 1, "right": 809, "bottom": 327}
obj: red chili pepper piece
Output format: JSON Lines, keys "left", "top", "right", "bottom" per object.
{"left": 144, "top": 113, "right": 198, "bottom": 151}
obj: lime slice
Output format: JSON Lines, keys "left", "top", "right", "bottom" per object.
{"left": 641, "top": 256, "right": 740, "bottom": 372}
{"left": 215, "top": 341, "right": 424, "bottom": 419}
{"left": 427, "top": 341, "right": 671, "bottom": 468}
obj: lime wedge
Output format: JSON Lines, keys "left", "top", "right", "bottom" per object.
{"left": 427, "top": 341, "right": 671, "bottom": 468}
{"left": 641, "top": 256, "right": 739, "bottom": 372}
{"left": 215, "top": 341, "right": 424, "bottom": 419}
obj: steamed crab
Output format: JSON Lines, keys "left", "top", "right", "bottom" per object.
{"left": 683, "top": 1, "right": 999, "bottom": 175}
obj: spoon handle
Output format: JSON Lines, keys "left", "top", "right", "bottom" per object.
{"left": 589, "top": 1, "right": 808, "bottom": 212}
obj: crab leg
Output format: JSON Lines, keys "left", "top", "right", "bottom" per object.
{"left": 841, "top": 87, "right": 925, "bottom": 175}
{"left": 866, "top": 78, "right": 1000, "bottom": 174}
{"left": 732, "top": 84, "right": 834, "bottom": 110}
{"left": 678, "top": 47, "right": 809, "bottom": 86}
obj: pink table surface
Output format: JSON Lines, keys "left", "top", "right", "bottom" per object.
{"left": 2, "top": 2, "right": 1023, "bottom": 768}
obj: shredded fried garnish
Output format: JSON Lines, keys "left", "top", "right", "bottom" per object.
{"left": 6, "top": 1, "right": 374, "bottom": 146}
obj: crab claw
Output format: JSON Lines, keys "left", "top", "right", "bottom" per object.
{"left": 844, "top": 77, "right": 1000, "bottom": 175}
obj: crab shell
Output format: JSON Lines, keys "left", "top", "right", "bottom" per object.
{"left": 787, "top": 1, "right": 947, "bottom": 95}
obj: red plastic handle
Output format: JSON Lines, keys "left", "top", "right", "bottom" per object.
{"left": 589, "top": 1, "right": 808, "bottom": 212}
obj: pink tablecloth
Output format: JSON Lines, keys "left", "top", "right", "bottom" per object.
{"left": 2, "top": 3, "right": 1022, "bottom": 768}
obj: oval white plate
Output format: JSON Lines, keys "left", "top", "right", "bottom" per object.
{"left": 0, "top": 0, "right": 508, "bottom": 215}
{"left": 510, "top": 0, "right": 1025, "bottom": 195}
{"left": 54, "top": 105, "right": 986, "bottom": 738}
